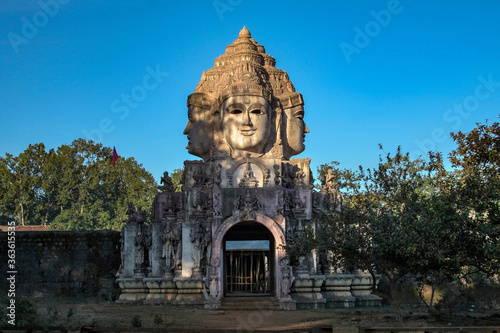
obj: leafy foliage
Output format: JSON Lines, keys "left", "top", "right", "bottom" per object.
{"left": 284, "top": 225, "right": 316, "bottom": 265}
{"left": 310, "top": 117, "right": 500, "bottom": 317}
{"left": 448, "top": 118, "right": 500, "bottom": 275}
{"left": 0, "top": 139, "right": 158, "bottom": 230}
{"left": 171, "top": 167, "right": 184, "bottom": 192}
{"left": 317, "top": 147, "right": 451, "bottom": 315}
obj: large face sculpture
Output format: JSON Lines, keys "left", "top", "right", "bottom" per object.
{"left": 183, "top": 104, "right": 211, "bottom": 160}
{"left": 221, "top": 96, "right": 271, "bottom": 156}
{"left": 285, "top": 104, "right": 309, "bottom": 155}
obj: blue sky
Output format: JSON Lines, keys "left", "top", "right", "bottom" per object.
{"left": 1, "top": 0, "right": 499, "bottom": 183}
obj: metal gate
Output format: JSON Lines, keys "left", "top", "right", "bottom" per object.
{"left": 225, "top": 250, "right": 270, "bottom": 295}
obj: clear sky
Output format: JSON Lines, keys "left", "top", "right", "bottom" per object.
{"left": 1, "top": 0, "right": 499, "bottom": 183}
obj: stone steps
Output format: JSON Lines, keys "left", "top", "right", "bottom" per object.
{"left": 221, "top": 296, "right": 280, "bottom": 310}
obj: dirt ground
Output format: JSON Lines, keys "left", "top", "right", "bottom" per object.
{"left": 19, "top": 297, "right": 500, "bottom": 332}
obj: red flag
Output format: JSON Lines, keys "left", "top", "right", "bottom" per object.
{"left": 112, "top": 146, "right": 119, "bottom": 166}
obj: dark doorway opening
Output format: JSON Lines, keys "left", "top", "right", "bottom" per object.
{"left": 223, "top": 222, "right": 274, "bottom": 296}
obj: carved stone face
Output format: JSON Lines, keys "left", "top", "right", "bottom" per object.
{"left": 183, "top": 105, "right": 211, "bottom": 159}
{"left": 221, "top": 96, "right": 271, "bottom": 155}
{"left": 285, "top": 105, "right": 309, "bottom": 155}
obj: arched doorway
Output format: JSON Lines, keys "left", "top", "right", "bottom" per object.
{"left": 211, "top": 213, "right": 287, "bottom": 300}
{"left": 223, "top": 222, "right": 274, "bottom": 296}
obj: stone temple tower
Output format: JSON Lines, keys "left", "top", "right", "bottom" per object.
{"left": 116, "top": 27, "right": 381, "bottom": 310}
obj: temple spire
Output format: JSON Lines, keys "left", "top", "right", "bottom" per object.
{"left": 239, "top": 26, "right": 251, "bottom": 38}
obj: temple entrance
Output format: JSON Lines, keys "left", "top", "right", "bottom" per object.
{"left": 223, "top": 222, "right": 275, "bottom": 296}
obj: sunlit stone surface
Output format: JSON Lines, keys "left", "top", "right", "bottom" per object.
{"left": 116, "top": 27, "right": 381, "bottom": 310}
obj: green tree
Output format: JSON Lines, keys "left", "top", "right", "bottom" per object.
{"left": 40, "top": 148, "right": 60, "bottom": 225}
{"left": 311, "top": 117, "right": 500, "bottom": 317}
{"left": 171, "top": 167, "right": 184, "bottom": 192}
{"left": 49, "top": 139, "right": 157, "bottom": 230}
{"left": 0, "top": 139, "right": 158, "bottom": 230}
{"left": 316, "top": 146, "right": 453, "bottom": 320}
{"left": 448, "top": 117, "right": 500, "bottom": 275}
{"left": 0, "top": 143, "right": 48, "bottom": 225}
{"left": 0, "top": 154, "right": 17, "bottom": 225}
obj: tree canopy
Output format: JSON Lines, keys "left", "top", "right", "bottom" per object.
{"left": 0, "top": 139, "right": 158, "bottom": 230}
{"left": 287, "top": 116, "right": 500, "bottom": 318}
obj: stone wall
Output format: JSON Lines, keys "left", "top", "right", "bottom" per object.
{"left": 0, "top": 231, "right": 120, "bottom": 298}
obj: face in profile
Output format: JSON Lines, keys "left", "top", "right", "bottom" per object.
{"left": 221, "top": 96, "right": 271, "bottom": 155}
{"left": 183, "top": 105, "right": 211, "bottom": 160}
{"left": 285, "top": 104, "right": 309, "bottom": 156}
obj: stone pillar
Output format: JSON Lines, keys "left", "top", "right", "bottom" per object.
{"left": 278, "top": 263, "right": 297, "bottom": 310}
{"left": 117, "top": 223, "right": 148, "bottom": 303}
{"left": 181, "top": 225, "right": 194, "bottom": 277}
{"left": 322, "top": 273, "right": 356, "bottom": 308}
{"left": 122, "top": 224, "right": 136, "bottom": 278}
{"left": 150, "top": 221, "right": 163, "bottom": 278}
{"left": 290, "top": 276, "right": 326, "bottom": 310}
{"left": 174, "top": 278, "right": 204, "bottom": 305}
{"left": 203, "top": 266, "right": 222, "bottom": 310}
{"left": 351, "top": 270, "right": 383, "bottom": 306}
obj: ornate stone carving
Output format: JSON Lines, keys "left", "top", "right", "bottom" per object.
{"left": 291, "top": 192, "right": 306, "bottom": 218}
{"left": 273, "top": 164, "right": 281, "bottom": 185}
{"left": 161, "top": 222, "right": 175, "bottom": 277}
{"left": 295, "top": 168, "right": 305, "bottom": 186}
{"left": 116, "top": 228, "right": 125, "bottom": 278}
{"left": 221, "top": 94, "right": 272, "bottom": 157}
{"left": 159, "top": 171, "right": 174, "bottom": 192}
{"left": 211, "top": 255, "right": 221, "bottom": 269}
{"left": 126, "top": 202, "right": 136, "bottom": 223}
{"left": 293, "top": 220, "right": 305, "bottom": 243}
{"left": 214, "top": 163, "right": 222, "bottom": 187}
{"left": 239, "top": 159, "right": 258, "bottom": 188}
{"left": 282, "top": 94, "right": 309, "bottom": 158}
{"left": 117, "top": 28, "right": 380, "bottom": 310}
{"left": 232, "top": 189, "right": 263, "bottom": 220}
{"left": 162, "top": 194, "right": 178, "bottom": 220}
{"left": 183, "top": 92, "right": 216, "bottom": 161}
{"left": 190, "top": 221, "right": 204, "bottom": 276}
{"left": 226, "top": 169, "right": 234, "bottom": 187}
{"left": 209, "top": 272, "right": 219, "bottom": 299}
{"left": 203, "top": 219, "right": 213, "bottom": 264}
{"left": 191, "top": 192, "right": 208, "bottom": 220}
{"left": 144, "top": 228, "right": 152, "bottom": 274}
{"left": 283, "top": 190, "right": 307, "bottom": 218}
{"left": 279, "top": 259, "right": 295, "bottom": 300}
{"left": 213, "top": 191, "right": 222, "bottom": 218}
{"left": 202, "top": 265, "right": 221, "bottom": 303}
{"left": 193, "top": 166, "right": 208, "bottom": 187}
{"left": 135, "top": 206, "right": 146, "bottom": 224}
{"left": 171, "top": 222, "right": 182, "bottom": 272}
{"left": 264, "top": 168, "right": 271, "bottom": 186}
{"left": 323, "top": 168, "right": 342, "bottom": 209}
{"left": 281, "top": 164, "right": 295, "bottom": 188}
{"left": 125, "top": 204, "right": 149, "bottom": 276}
{"left": 134, "top": 222, "right": 148, "bottom": 275}
{"left": 184, "top": 27, "right": 308, "bottom": 161}
{"left": 277, "top": 192, "right": 284, "bottom": 216}
{"left": 286, "top": 220, "right": 295, "bottom": 242}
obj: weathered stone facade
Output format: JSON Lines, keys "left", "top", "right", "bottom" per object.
{"left": 116, "top": 27, "right": 381, "bottom": 310}
{"left": 0, "top": 231, "right": 120, "bottom": 298}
